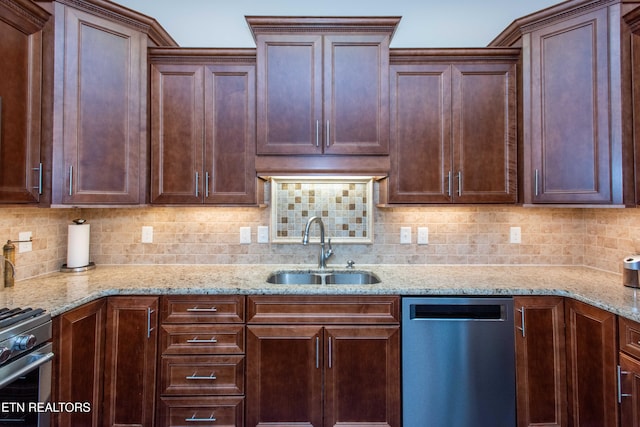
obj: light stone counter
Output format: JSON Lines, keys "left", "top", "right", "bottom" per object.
{"left": 2, "top": 264, "right": 639, "bottom": 322}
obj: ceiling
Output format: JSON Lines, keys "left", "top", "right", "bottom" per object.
{"left": 111, "top": 0, "right": 565, "bottom": 48}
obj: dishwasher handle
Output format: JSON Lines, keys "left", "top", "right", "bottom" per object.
{"left": 410, "top": 303, "right": 506, "bottom": 321}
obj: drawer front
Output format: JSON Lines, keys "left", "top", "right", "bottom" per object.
{"left": 160, "top": 355, "right": 244, "bottom": 396}
{"left": 162, "top": 295, "right": 245, "bottom": 323}
{"left": 247, "top": 295, "right": 400, "bottom": 324}
{"left": 159, "top": 396, "right": 244, "bottom": 427}
{"left": 619, "top": 317, "right": 640, "bottom": 359}
{"left": 161, "top": 324, "right": 245, "bottom": 355}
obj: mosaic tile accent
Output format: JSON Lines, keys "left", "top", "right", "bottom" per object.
{"left": 270, "top": 177, "right": 374, "bottom": 243}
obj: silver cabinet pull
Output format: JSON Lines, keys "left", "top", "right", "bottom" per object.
{"left": 328, "top": 336, "right": 333, "bottom": 368}
{"left": 326, "top": 120, "right": 330, "bottom": 147}
{"left": 205, "top": 171, "right": 210, "bottom": 198}
{"left": 33, "top": 163, "right": 42, "bottom": 195}
{"left": 447, "top": 171, "right": 452, "bottom": 197}
{"left": 186, "top": 372, "right": 217, "bottom": 381}
{"left": 457, "top": 171, "right": 462, "bottom": 197}
{"left": 187, "top": 337, "right": 218, "bottom": 344}
{"left": 68, "top": 165, "right": 73, "bottom": 196}
{"left": 185, "top": 413, "right": 216, "bottom": 423}
{"left": 618, "top": 365, "right": 632, "bottom": 403}
{"left": 186, "top": 306, "right": 217, "bottom": 312}
{"left": 316, "top": 120, "right": 320, "bottom": 147}
{"left": 534, "top": 169, "right": 539, "bottom": 196}
{"left": 315, "top": 336, "right": 320, "bottom": 369}
{"left": 195, "top": 172, "right": 199, "bottom": 197}
{"left": 147, "top": 307, "right": 155, "bottom": 339}
{"left": 516, "top": 306, "right": 525, "bottom": 337}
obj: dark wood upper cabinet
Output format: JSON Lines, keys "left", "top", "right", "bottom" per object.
{"left": 150, "top": 48, "right": 258, "bottom": 205}
{"left": 46, "top": 0, "right": 175, "bottom": 206}
{"left": 0, "top": 0, "right": 50, "bottom": 204}
{"left": 247, "top": 16, "right": 399, "bottom": 158}
{"left": 492, "top": 0, "right": 637, "bottom": 205}
{"left": 382, "top": 49, "right": 518, "bottom": 204}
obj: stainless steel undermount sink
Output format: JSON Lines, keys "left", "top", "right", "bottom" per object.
{"left": 266, "top": 270, "right": 381, "bottom": 285}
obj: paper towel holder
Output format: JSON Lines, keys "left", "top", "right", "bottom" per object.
{"left": 60, "top": 262, "right": 95, "bottom": 273}
{"left": 61, "top": 218, "right": 95, "bottom": 273}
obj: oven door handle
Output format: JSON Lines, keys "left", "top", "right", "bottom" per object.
{"left": 0, "top": 351, "right": 54, "bottom": 389}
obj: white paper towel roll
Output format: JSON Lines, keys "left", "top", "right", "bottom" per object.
{"left": 67, "top": 223, "right": 90, "bottom": 268}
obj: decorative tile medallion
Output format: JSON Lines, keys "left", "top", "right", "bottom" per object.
{"left": 270, "top": 177, "right": 374, "bottom": 243}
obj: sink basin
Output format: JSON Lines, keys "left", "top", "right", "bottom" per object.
{"left": 266, "top": 270, "right": 381, "bottom": 285}
{"left": 324, "top": 272, "right": 380, "bottom": 284}
{"left": 266, "top": 271, "right": 323, "bottom": 285}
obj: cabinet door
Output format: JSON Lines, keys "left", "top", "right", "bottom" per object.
{"left": 513, "top": 296, "right": 566, "bottom": 427}
{"left": 619, "top": 352, "right": 640, "bottom": 427}
{"left": 54, "top": 298, "right": 106, "bottom": 427}
{"left": 246, "top": 325, "right": 323, "bottom": 427}
{"left": 57, "top": 6, "right": 145, "bottom": 204}
{"left": 527, "top": 8, "right": 611, "bottom": 204}
{"left": 103, "top": 296, "right": 159, "bottom": 427}
{"left": 388, "top": 63, "right": 452, "bottom": 203}
{"left": 0, "top": 13, "right": 43, "bottom": 203}
{"left": 256, "top": 35, "right": 323, "bottom": 155}
{"left": 324, "top": 326, "right": 400, "bottom": 427}
{"left": 323, "top": 35, "right": 390, "bottom": 155}
{"left": 565, "top": 298, "right": 618, "bottom": 427}
{"left": 452, "top": 63, "right": 517, "bottom": 203}
{"left": 150, "top": 63, "right": 204, "bottom": 204}
{"left": 204, "top": 64, "right": 256, "bottom": 204}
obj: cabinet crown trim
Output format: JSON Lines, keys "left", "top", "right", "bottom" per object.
{"left": 0, "top": 0, "right": 50, "bottom": 34}
{"left": 246, "top": 15, "right": 401, "bottom": 41}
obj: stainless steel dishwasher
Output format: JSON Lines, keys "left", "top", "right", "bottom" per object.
{"left": 402, "top": 296, "right": 516, "bottom": 427}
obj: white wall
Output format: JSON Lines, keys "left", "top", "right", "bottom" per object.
{"left": 113, "top": 0, "right": 563, "bottom": 48}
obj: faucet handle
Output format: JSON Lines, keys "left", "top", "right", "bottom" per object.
{"left": 346, "top": 260, "right": 355, "bottom": 269}
{"left": 325, "top": 238, "right": 334, "bottom": 259}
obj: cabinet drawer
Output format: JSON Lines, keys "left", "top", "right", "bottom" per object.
{"left": 159, "top": 396, "right": 244, "bottom": 427}
{"left": 247, "top": 295, "right": 400, "bottom": 324}
{"left": 619, "top": 317, "right": 640, "bottom": 359}
{"left": 160, "top": 355, "right": 244, "bottom": 396}
{"left": 161, "top": 324, "right": 244, "bottom": 355}
{"left": 161, "top": 295, "right": 245, "bottom": 323}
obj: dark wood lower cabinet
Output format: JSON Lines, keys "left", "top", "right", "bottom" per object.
{"left": 102, "top": 296, "right": 159, "bottom": 427}
{"left": 619, "top": 352, "right": 640, "bottom": 427}
{"left": 513, "top": 296, "right": 566, "bottom": 427}
{"left": 565, "top": 298, "right": 618, "bottom": 427}
{"left": 53, "top": 298, "right": 106, "bottom": 427}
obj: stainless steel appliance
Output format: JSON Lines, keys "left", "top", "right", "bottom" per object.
{"left": 623, "top": 255, "right": 640, "bottom": 288}
{"left": 402, "top": 297, "right": 516, "bottom": 427}
{"left": 0, "top": 308, "right": 53, "bottom": 427}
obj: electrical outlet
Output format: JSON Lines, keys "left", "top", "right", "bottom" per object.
{"left": 417, "top": 227, "right": 429, "bottom": 245}
{"left": 257, "top": 226, "right": 269, "bottom": 243}
{"left": 510, "top": 226, "right": 521, "bottom": 244}
{"left": 400, "top": 227, "right": 412, "bottom": 244}
{"left": 240, "top": 227, "right": 251, "bottom": 244}
{"left": 18, "top": 231, "right": 32, "bottom": 253}
{"left": 141, "top": 226, "right": 153, "bottom": 243}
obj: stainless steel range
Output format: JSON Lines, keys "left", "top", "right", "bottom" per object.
{"left": 0, "top": 307, "right": 53, "bottom": 427}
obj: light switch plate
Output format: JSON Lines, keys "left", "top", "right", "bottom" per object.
{"left": 417, "top": 227, "right": 429, "bottom": 245}
{"left": 18, "top": 231, "right": 32, "bottom": 253}
{"left": 510, "top": 226, "right": 521, "bottom": 244}
{"left": 141, "top": 226, "right": 153, "bottom": 243}
{"left": 240, "top": 227, "right": 251, "bottom": 244}
{"left": 257, "top": 226, "right": 269, "bottom": 243}
{"left": 400, "top": 227, "right": 412, "bottom": 244}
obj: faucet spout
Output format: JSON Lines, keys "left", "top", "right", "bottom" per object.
{"left": 302, "top": 216, "right": 334, "bottom": 269}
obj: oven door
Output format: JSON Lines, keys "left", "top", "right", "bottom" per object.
{"left": 0, "top": 342, "right": 54, "bottom": 427}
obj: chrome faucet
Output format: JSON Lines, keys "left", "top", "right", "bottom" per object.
{"left": 302, "top": 216, "right": 334, "bottom": 269}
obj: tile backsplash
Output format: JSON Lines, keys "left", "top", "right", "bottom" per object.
{"left": 1, "top": 203, "right": 639, "bottom": 281}
{"left": 272, "top": 178, "right": 372, "bottom": 243}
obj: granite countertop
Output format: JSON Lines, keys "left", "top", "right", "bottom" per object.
{"left": 2, "top": 263, "right": 639, "bottom": 322}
